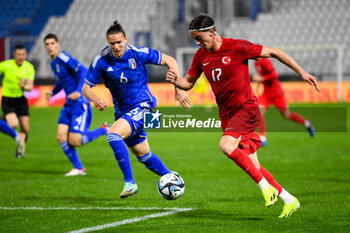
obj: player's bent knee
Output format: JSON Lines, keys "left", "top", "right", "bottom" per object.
{"left": 7, "top": 121, "right": 19, "bottom": 129}
{"left": 219, "top": 141, "right": 237, "bottom": 156}
{"left": 281, "top": 110, "right": 290, "bottom": 118}
{"left": 56, "top": 133, "right": 67, "bottom": 143}
{"left": 219, "top": 136, "right": 240, "bottom": 156}
{"left": 68, "top": 135, "right": 82, "bottom": 147}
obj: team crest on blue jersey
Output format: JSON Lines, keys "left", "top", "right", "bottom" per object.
{"left": 128, "top": 58, "right": 137, "bottom": 69}
{"left": 56, "top": 64, "right": 60, "bottom": 73}
{"left": 144, "top": 110, "right": 161, "bottom": 129}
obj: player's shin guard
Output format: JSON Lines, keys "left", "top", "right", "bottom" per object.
{"left": 259, "top": 166, "right": 283, "bottom": 194}
{"left": 0, "top": 119, "right": 18, "bottom": 139}
{"left": 59, "top": 141, "right": 84, "bottom": 169}
{"left": 228, "top": 148, "right": 263, "bottom": 183}
{"left": 136, "top": 151, "right": 170, "bottom": 176}
{"left": 106, "top": 133, "right": 134, "bottom": 183}
{"left": 81, "top": 128, "right": 107, "bottom": 145}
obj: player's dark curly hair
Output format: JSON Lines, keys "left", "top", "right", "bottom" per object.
{"left": 106, "top": 20, "right": 126, "bottom": 37}
{"left": 44, "top": 33, "right": 58, "bottom": 42}
{"left": 189, "top": 15, "right": 216, "bottom": 32}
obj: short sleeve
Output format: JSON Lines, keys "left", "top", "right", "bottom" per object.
{"left": 27, "top": 63, "right": 35, "bottom": 80}
{"left": 85, "top": 58, "right": 102, "bottom": 87}
{"left": 64, "top": 55, "right": 81, "bottom": 73}
{"left": 187, "top": 50, "right": 203, "bottom": 79}
{"left": 235, "top": 40, "right": 263, "bottom": 61}
{"left": 134, "top": 46, "right": 162, "bottom": 65}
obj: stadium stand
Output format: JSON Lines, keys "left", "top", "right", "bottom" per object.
{"left": 1, "top": 0, "right": 348, "bottom": 80}
{"left": 0, "top": 0, "right": 40, "bottom": 37}
{"left": 0, "top": 0, "right": 72, "bottom": 56}
{"left": 224, "top": 0, "right": 350, "bottom": 79}
{"left": 29, "top": 0, "right": 162, "bottom": 78}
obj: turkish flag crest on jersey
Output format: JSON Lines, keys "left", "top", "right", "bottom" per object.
{"left": 222, "top": 56, "right": 231, "bottom": 65}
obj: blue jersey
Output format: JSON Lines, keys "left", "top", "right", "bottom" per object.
{"left": 85, "top": 44, "right": 162, "bottom": 118}
{"left": 50, "top": 51, "right": 89, "bottom": 106}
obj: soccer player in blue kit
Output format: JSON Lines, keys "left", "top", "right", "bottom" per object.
{"left": 83, "top": 21, "right": 191, "bottom": 198}
{"left": 44, "top": 34, "right": 110, "bottom": 176}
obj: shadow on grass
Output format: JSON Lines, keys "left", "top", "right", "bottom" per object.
{"left": 180, "top": 209, "right": 265, "bottom": 221}
{"left": 0, "top": 168, "right": 63, "bottom": 175}
{"left": 20, "top": 195, "right": 120, "bottom": 204}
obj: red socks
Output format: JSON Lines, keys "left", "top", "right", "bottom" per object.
{"left": 259, "top": 166, "right": 283, "bottom": 194}
{"left": 228, "top": 148, "right": 263, "bottom": 183}
{"left": 289, "top": 112, "right": 305, "bottom": 124}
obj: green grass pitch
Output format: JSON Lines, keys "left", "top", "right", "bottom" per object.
{"left": 1, "top": 104, "right": 349, "bottom": 232}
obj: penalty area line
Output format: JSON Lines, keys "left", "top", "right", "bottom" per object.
{"left": 67, "top": 208, "right": 193, "bottom": 233}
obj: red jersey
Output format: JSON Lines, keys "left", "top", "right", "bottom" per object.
{"left": 254, "top": 58, "right": 283, "bottom": 97}
{"left": 188, "top": 38, "right": 262, "bottom": 120}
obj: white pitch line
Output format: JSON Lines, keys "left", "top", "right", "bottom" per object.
{"left": 0, "top": 206, "right": 194, "bottom": 232}
{"left": 0, "top": 206, "right": 189, "bottom": 211}
{"left": 68, "top": 208, "right": 193, "bottom": 233}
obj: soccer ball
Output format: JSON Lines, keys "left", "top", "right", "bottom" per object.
{"left": 158, "top": 172, "right": 185, "bottom": 200}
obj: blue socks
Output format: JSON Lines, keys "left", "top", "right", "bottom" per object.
{"left": 59, "top": 141, "right": 84, "bottom": 169}
{"left": 106, "top": 133, "right": 170, "bottom": 183}
{"left": 107, "top": 133, "right": 135, "bottom": 183}
{"left": 136, "top": 151, "right": 170, "bottom": 176}
{"left": 81, "top": 127, "right": 107, "bottom": 145}
{"left": 0, "top": 119, "right": 18, "bottom": 139}
{"left": 57, "top": 127, "right": 106, "bottom": 170}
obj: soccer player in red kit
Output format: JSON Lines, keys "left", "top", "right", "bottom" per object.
{"left": 253, "top": 58, "right": 315, "bottom": 146}
{"left": 166, "top": 15, "right": 320, "bottom": 218}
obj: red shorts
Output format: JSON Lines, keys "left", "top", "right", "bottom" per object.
{"left": 259, "top": 93, "right": 288, "bottom": 111}
{"left": 221, "top": 103, "right": 261, "bottom": 155}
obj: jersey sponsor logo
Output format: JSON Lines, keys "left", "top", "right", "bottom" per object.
{"left": 107, "top": 66, "right": 113, "bottom": 72}
{"left": 203, "top": 62, "right": 210, "bottom": 66}
{"left": 222, "top": 56, "right": 231, "bottom": 65}
{"left": 128, "top": 58, "right": 137, "bottom": 69}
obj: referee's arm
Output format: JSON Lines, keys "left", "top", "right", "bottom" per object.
{"left": 20, "top": 79, "right": 34, "bottom": 91}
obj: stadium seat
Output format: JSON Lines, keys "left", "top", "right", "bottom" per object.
{"left": 223, "top": 0, "right": 350, "bottom": 77}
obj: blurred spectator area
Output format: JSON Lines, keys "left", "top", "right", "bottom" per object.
{"left": 225, "top": 0, "right": 350, "bottom": 80}
{"left": 0, "top": 0, "right": 349, "bottom": 82}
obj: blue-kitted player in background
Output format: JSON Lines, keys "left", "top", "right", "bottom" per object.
{"left": 83, "top": 21, "right": 191, "bottom": 198}
{"left": 44, "top": 34, "right": 110, "bottom": 176}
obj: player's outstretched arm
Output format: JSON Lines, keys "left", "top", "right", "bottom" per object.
{"left": 175, "top": 88, "right": 192, "bottom": 109}
{"left": 82, "top": 83, "right": 107, "bottom": 111}
{"left": 161, "top": 53, "right": 180, "bottom": 74}
{"left": 260, "top": 46, "right": 320, "bottom": 92}
{"left": 161, "top": 53, "right": 192, "bottom": 109}
{"left": 166, "top": 70, "right": 197, "bottom": 91}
